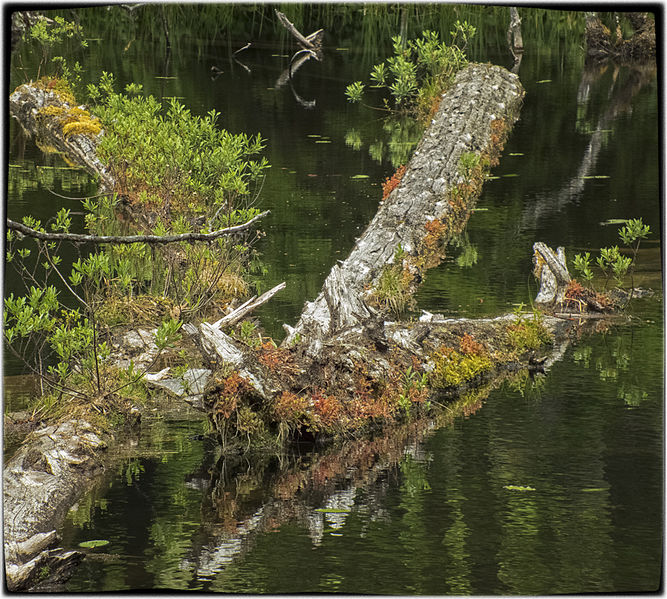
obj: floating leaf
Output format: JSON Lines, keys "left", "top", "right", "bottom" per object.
{"left": 509, "top": 152, "right": 524, "bottom": 156}
{"left": 315, "top": 508, "right": 351, "bottom": 513}
{"left": 582, "top": 487, "right": 608, "bottom": 493}
{"left": 486, "top": 175, "right": 501, "bottom": 180}
{"left": 503, "top": 485, "right": 536, "bottom": 492}
{"left": 536, "top": 79, "right": 552, "bottom": 84}
{"left": 315, "top": 140, "right": 332, "bottom": 144}
{"left": 307, "top": 134, "right": 321, "bottom": 138}
{"left": 350, "top": 174, "right": 370, "bottom": 179}
{"left": 336, "top": 47, "right": 350, "bottom": 51}
{"left": 79, "top": 539, "right": 110, "bottom": 548}
{"left": 472, "top": 207, "right": 489, "bottom": 211}
{"left": 502, "top": 173, "right": 519, "bottom": 178}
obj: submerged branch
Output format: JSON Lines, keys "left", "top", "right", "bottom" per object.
{"left": 7, "top": 211, "right": 270, "bottom": 245}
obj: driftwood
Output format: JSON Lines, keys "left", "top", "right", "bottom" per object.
{"left": 275, "top": 9, "right": 324, "bottom": 54}
{"left": 3, "top": 419, "right": 129, "bottom": 590}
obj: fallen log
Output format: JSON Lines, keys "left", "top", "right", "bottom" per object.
{"left": 3, "top": 418, "right": 135, "bottom": 590}
{"left": 283, "top": 63, "right": 525, "bottom": 358}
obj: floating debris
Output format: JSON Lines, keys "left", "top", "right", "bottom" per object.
{"left": 350, "top": 174, "right": 370, "bottom": 179}
{"left": 503, "top": 485, "right": 536, "bottom": 492}
{"left": 79, "top": 539, "right": 110, "bottom": 549}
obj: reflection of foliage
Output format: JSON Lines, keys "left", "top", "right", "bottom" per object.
{"left": 399, "top": 453, "right": 432, "bottom": 496}
{"left": 344, "top": 110, "right": 424, "bottom": 169}
{"left": 573, "top": 335, "right": 651, "bottom": 407}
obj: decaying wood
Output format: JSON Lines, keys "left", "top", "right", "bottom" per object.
{"left": 283, "top": 63, "right": 525, "bottom": 359}
{"left": 3, "top": 420, "right": 109, "bottom": 590}
{"left": 7, "top": 212, "right": 270, "bottom": 245}
{"left": 532, "top": 242, "right": 571, "bottom": 306}
{"left": 507, "top": 7, "right": 524, "bottom": 56}
{"left": 212, "top": 282, "right": 287, "bottom": 329}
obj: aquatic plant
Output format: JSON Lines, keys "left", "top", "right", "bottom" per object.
{"left": 345, "top": 25, "right": 475, "bottom": 119}
{"left": 572, "top": 218, "right": 651, "bottom": 299}
{"left": 430, "top": 345, "right": 493, "bottom": 389}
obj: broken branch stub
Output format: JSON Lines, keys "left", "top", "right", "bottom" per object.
{"left": 284, "top": 63, "right": 525, "bottom": 358}
{"left": 533, "top": 242, "right": 571, "bottom": 306}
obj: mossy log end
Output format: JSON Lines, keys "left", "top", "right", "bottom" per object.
{"left": 9, "top": 82, "right": 113, "bottom": 190}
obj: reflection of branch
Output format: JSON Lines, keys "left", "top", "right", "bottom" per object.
{"left": 521, "top": 63, "right": 655, "bottom": 231}
{"left": 7, "top": 211, "right": 269, "bottom": 245}
{"left": 275, "top": 50, "right": 316, "bottom": 89}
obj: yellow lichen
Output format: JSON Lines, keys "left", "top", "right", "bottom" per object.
{"left": 63, "top": 119, "right": 102, "bottom": 138}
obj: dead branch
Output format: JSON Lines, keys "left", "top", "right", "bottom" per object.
{"left": 212, "top": 282, "right": 287, "bottom": 329}
{"left": 275, "top": 9, "right": 324, "bottom": 52}
{"left": 7, "top": 211, "right": 269, "bottom": 245}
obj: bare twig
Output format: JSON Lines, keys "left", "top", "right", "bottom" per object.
{"left": 212, "top": 282, "right": 287, "bottom": 329}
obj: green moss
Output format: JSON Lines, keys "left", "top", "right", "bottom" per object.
{"left": 430, "top": 347, "right": 493, "bottom": 388}
{"left": 505, "top": 315, "right": 552, "bottom": 351}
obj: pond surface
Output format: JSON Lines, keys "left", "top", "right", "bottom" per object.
{"left": 6, "top": 7, "right": 662, "bottom": 594}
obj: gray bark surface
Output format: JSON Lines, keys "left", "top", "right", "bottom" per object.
{"left": 3, "top": 419, "right": 109, "bottom": 590}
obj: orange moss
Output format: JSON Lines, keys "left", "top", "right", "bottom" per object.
{"left": 273, "top": 390, "right": 309, "bottom": 423}
{"left": 459, "top": 333, "right": 486, "bottom": 357}
{"left": 381, "top": 164, "right": 406, "bottom": 200}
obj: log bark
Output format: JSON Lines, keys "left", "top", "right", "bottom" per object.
{"left": 283, "top": 63, "right": 525, "bottom": 359}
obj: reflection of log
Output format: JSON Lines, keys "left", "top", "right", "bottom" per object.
{"left": 521, "top": 60, "right": 656, "bottom": 231}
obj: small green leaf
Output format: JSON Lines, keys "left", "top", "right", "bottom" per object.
{"left": 350, "top": 174, "right": 370, "bottom": 179}
{"left": 536, "top": 79, "right": 552, "bottom": 83}
{"left": 315, "top": 508, "right": 351, "bottom": 513}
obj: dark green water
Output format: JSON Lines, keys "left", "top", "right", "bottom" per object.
{"left": 6, "top": 6, "right": 663, "bottom": 594}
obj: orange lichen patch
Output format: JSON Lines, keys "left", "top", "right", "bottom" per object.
{"left": 382, "top": 164, "right": 406, "bottom": 200}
